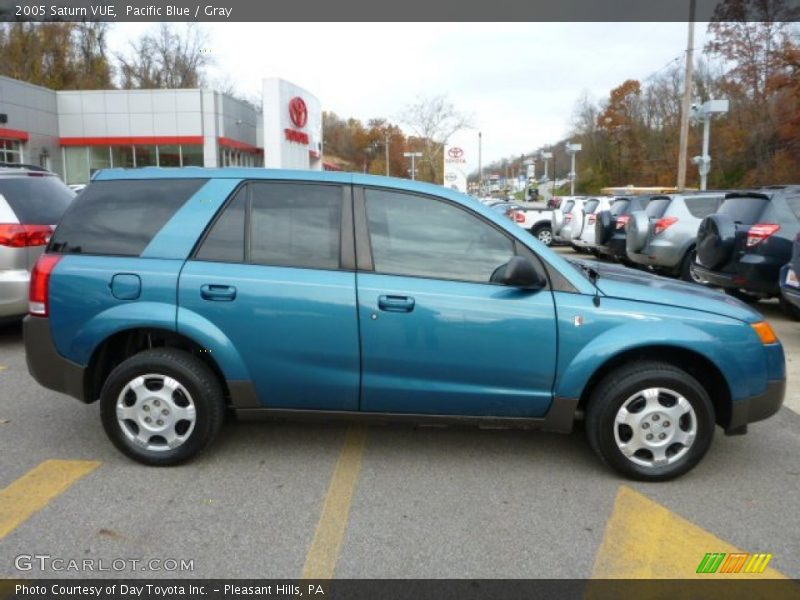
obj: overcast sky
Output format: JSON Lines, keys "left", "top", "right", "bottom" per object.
{"left": 108, "top": 22, "right": 710, "bottom": 175}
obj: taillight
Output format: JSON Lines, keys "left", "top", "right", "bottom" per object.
{"left": 746, "top": 224, "right": 780, "bottom": 248}
{"left": 29, "top": 254, "right": 62, "bottom": 317}
{"left": 509, "top": 210, "right": 525, "bottom": 223}
{"left": 588, "top": 214, "right": 596, "bottom": 224}
{"left": 0, "top": 224, "right": 54, "bottom": 247}
{"left": 654, "top": 216, "right": 678, "bottom": 235}
{"left": 616, "top": 215, "right": 630, "bottom": 229}
{"left": 565, "top": 214, "right": 573, "bottom": 223}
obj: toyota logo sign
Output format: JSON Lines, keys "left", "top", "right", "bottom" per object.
{"left": 447, "top": 147, "right": 464, "bottom": 159}
{"left": 289, "top": 97, "right": 308, "bottom": 128}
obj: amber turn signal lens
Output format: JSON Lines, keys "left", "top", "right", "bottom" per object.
{"left": 752, "top": 321, "right": 778, "bottom": 345}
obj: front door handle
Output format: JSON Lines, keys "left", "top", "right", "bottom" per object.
{"left": 200, "top": 284, "right": 237, "bottom": 302}
{"left": 378, "top": 295, "right": 415, "bottom": 313}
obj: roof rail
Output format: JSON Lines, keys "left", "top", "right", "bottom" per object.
{"left": 0, "top": 162, "right": 50, "bottom": 172}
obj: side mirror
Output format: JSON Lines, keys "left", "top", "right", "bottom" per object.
{"left": 495, "top": 256, "right": 547, "bottom": 290}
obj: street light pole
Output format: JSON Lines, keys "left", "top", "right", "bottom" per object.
{"left": 565, "top": 142, "right": 582, "bottom": 195}
{"left": 691, "top": 99, "right": 729, "bottom": 191}
{"left": 403, "top": 151, "right": 422, "bottom": 181}
{"left": 677, "top": 0, "right": 697, "bottom": 190}
{"left": 540, "top": 151, "right": 553, "bottom": 201}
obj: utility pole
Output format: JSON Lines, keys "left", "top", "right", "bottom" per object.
{"left": 677, "top": 0, "right": 696, "bottom": 190}
{"left": 385, "top": 131, "right": 390, "bottom": 176}
{"left": 478, "top": 131, "right": 483, "bottom": 193}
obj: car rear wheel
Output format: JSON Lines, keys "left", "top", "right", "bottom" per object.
{"left": 585, "top": 361, "right": 714, "bottom": 481}
{"left": 680, "top": 249, "right": 703, "bottom": 283}
{"left": 532, "top": 224, "right": 553, "bottom": 246}
{"left": 100, "top": 348, "right": 225, "bottom": 466}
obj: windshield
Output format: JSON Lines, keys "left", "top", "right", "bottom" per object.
{"left": 645, "top": 197, "right": 671, "bottom": 218}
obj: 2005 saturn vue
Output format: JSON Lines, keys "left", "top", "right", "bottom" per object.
{"left": 24, "top": 168, "right": 785, "bottom": 480}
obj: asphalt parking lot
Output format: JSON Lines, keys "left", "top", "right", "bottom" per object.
{"left": 1, "top": 246, "right": 799, "bottom": 580}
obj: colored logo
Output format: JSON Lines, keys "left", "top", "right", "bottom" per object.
{"left": 696, "top": 552, "right": 773, "bottom": 574}
{"left": 447, "top": 147, "right": 464, "bottom": 159}
{"left": 289, "top": 97, "right": 308, "bottom": 128}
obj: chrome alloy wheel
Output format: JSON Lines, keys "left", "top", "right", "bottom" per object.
{"left": 613, "top": 387, "right": 697, "bottom": 468}
{"left": 537, "top": 229, "right": 553, "bottom": 246}
{"left": 116, "top": 374, "right": 197, "bottom": 452}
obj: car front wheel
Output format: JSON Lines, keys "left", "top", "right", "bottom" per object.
{"left": 585, "top": 361, "right": 715, "bottom": 481}
{"left": 100, "top": 348, "right": 225, "bottom": 466}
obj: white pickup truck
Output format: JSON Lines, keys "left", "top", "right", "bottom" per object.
{"left": 506, "top": 202, "right": 555, "bottom": 246}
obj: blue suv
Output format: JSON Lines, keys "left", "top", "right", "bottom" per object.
{"left": 24, "top": 169, "right": 786, "bottom": 480}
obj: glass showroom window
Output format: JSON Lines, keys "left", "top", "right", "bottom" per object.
{"left": 111, "top": 145, "right": 134, "bottom": 169}
{"left": 89, "top": 146, "right": 111, "bottom": 177}
{"left": 134, "top": 145, "right": 157, "bottom": 168}
{"left": 158, "top": 144, "right": 181, "bottom": 167}
{"left": 182, "top": 144, "right": 204, "bottom": 166}
{"left": 0, "top": 139, "right": 23, "bottom": 163}
{"left": 64, "top": 147, "right": 89, "bottom": 185}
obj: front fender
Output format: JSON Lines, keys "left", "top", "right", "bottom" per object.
{"left": 553, "top": 296, "right": 767, "bottom": 403}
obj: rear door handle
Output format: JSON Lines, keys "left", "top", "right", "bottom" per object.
{"left": 378, "top": 295, "right": 415, "bottom": 313}
{"left": 200, "top": 284, "right": 237, "bottom": 301}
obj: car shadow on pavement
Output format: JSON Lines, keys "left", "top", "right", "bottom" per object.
{"left": 0, "top": 320, "right": 22, "bottom": 346}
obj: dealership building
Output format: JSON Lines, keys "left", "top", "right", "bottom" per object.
{"left": 0, "top": 76, "right": 325, "bottom": 184}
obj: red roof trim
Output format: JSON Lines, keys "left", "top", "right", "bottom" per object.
{"left": 59, "top": 136, "right": 204, "bottom": 147}
{"left": 0, "top": 127, "right": 30, "bottom": 141}
{"left": 218, "top": 137, "right": 262, "bottom": 153}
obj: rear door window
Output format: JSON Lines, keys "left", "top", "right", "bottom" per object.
{"left": 645, "top": 197, "right": 671, "bottom": 218}
{"left": 195, "top": 187, "right": 246, "bottom": 263}
{"left": 717, "top": 196, "right": 769, "bottom": 225}
{"left": 685, "top": 196, "right": 723, "bottom": 219}
{"left": 0, "top": 175, "right": 74, "bottom": 224}
{"left": 609, "top": 199, "right": 630, "bottom": 216}
{"left": 49, "top": 178, "right": 207, "bottom": 256}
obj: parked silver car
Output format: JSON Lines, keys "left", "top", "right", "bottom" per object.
{"left": 571, "top": 196, "right": 612, "bottom": 254}
{"left": 552, "top": 197, "right": 584, "bottom": 244}
{"left": 625, "top": 192, "right": 727, "bottom": 281}
{"left": 0, "top": 164, "right": 74, "bottom": 321}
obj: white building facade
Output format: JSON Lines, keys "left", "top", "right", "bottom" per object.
{"left": 0, "top": 76, "right": 325, "bottom": 185}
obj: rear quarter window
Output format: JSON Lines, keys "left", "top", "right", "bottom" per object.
{"left": 0, "top": 175, "right": 74, "bottom": 224}
{"left": 645, "top": 198, "right": 671, "bottom": 218}
{"left": 685, "top": 196, "right": 723, "bottom": 219}
{"left": 785, "top": 194, "right": 800, "bottom": 220}
{"left": 49, "top": 178, "right": 207, "bottom": 256}
{"left": 717, "top": 196, "right": 769, "bottom": 225}
{"left": 609, "top": 199, "right": 630, "bottom": 216}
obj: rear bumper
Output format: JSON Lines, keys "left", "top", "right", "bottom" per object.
{"left": 780, "top": 265, "right": 800, "bottom": 309}
{"left": 24, "top": 315, "right": 89, "bottom": 402}
{"left": 627, "top": 243, "right": 685, "bottom": 270}
{"left": 727, "top": 379, "right": 786, "bottom": 432}
{"left": 692, "top": 256, "right": 782, "bottom": 296}
{"left": 0, "top": 269, "right": 30, "bottom": 318}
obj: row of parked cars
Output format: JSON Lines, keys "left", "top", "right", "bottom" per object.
{"left": 549, "top": 187, "right": 800, "bottom": 318}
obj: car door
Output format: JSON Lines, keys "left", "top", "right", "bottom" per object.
{"left": 178, "top": 181, "right": 360, "bottom": 411}
{"left": 354, "top": 187, "right": 558, "bottom": 418}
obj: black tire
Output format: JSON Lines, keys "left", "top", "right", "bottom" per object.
{"left": 595, "top": 211, "right": 614, "bottom": 245}
{"left": 696, "top": 213, "right": 736, "bottom": 270}
{"left": 680, "top": 248, "right": 702, "bottom": 283}
{"left": 100, "top": 348, "right": 225, "bottom": 466}
{"left": 585, "top": 361, "right": 715, "bottom": 481}
{"left": 724, "top": 288, "right": 761, "bottom": 304}
{"left": 532, "top": 224, "right": 553, "bottom": 246}
{"left": 779, "top": 297, "right": 800, "bottom": 321}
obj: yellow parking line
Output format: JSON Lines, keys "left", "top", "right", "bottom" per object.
{"left": 301, "top": 427, "right": 368, "bottom": 579}
{"left": 0, "top": 365, "right": 7, "bottom": 372}
{"left": 0, "top": 459, "right": 100, "bottom": 539}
